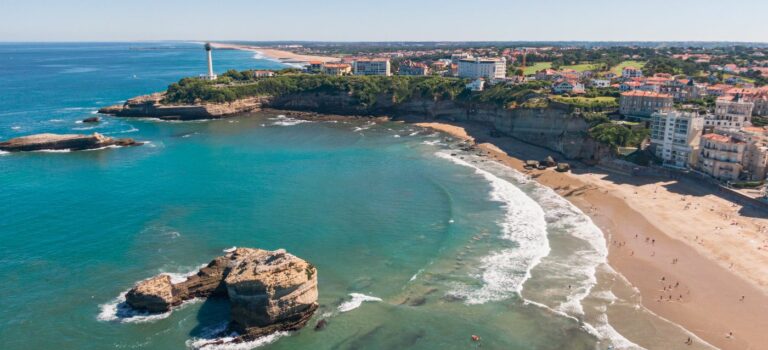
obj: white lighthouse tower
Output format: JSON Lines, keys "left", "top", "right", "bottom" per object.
{"left": 203, "top": 43, "right": 217, "bottom": 80}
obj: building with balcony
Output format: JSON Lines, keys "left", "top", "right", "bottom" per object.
{"left": 322, "top": 63, "right": 352, "bottom": 76}
{"left": 353, "top": 58, "right": 391, "bottom": 76}
{"left": 650, "top": 111, "right": 704, "bottom": 168}
{"left": 457, "top": 57, "right": 506, "bottom": 80}
{"left": 698, "top": 133, "right": 746, "bottom": 181}
{"left": 705, "top": 94, "right": 755, "bottom": 130}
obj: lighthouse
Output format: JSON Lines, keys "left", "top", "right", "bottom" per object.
{"left": 204, "top": 43, "right": 217, "bottom": 80}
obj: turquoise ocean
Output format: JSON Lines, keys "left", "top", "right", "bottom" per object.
{"left": 0, "top": 43, "right": 698, "bottom": 350}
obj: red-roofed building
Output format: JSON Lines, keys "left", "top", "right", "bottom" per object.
{"left": 322, "top": 63, "right": 352, "bottom": 76}
{"left": 619, "top": 91, "right": 673, "bottom": 117}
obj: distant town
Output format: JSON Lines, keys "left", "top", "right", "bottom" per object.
{"left": 205, "top": 43, "right": 768, "bottom": 200}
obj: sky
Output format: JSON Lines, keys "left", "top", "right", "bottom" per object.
{"left": 1, "top": 0, "right": 767, "bottom": 42}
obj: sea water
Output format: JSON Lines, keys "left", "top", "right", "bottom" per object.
{"left": 0, "top": 43, "right": 698, "bottom": 350}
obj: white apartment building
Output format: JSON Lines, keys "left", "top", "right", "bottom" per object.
{"left": 704, "top": 95, "right": 755, "bottom": 130}
{"left": 457, "top": 57, "right": 507, "bottom": 80}
{"left": 622, "top": 66, "right": 643, "bottom": 79}
{"left": 353, "top": 58, "right": 391, "bottom": 76}
{"left": 650, "top": 111, "right": 704, "bottom": 168}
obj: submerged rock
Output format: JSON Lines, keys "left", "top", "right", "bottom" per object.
{"left": 82, "top": 116, "right": 100, "bottom": 123}
{"left": 0, "top": 133, "right": 141, "bottom": 152}
{"left": 124, "top": 248, "right": 318, "bottom": 342}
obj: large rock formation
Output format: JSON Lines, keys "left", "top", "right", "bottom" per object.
{"left": 99, "top": 93, "right": 265, "bottom": 120}
{"left": 125, "top": 248, "right": 318, "bottom": 340}
{"left": 0, "top": 133, "right": 141, "bottom": 152}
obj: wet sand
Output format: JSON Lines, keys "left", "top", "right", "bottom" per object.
{"left": 414, "top": 121, "right": 768, "bottom": 350}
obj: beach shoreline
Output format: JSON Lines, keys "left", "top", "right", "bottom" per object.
{"left": 412, "top": 120, "right": 768, "bottom": 350}
{"left": 209, "top": 43, "right": 340, "bottom": 66}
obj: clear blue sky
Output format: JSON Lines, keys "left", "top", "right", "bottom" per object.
{"left": 2, "top": 0, "right": 767, "bottom": 42}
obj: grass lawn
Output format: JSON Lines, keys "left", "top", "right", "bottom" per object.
{"left": 551, "top": 96, "right": 617, "bottom": 103}
{"left": 523, "top": 62, "right": 552, "bottom": 75}
{"left": 562, "top": 63, "right": 603, "bottom": 72}
{"left": 610, "top": 60, "right": 646, "bottom": 76}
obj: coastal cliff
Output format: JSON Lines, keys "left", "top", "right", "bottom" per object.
{"left": 101, "top": 91, "right": 609, "bottom": 161}
{"left": 99, "top": 93, "right": 265, "bottom": 120}
{"left": 125, "top": 248, "right": 318, "bottom": 341}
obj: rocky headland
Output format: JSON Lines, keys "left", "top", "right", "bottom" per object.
{"left": 99, "top": 93, "right": 264, "bottom": 120}
{"left": 0, "top": 132, "right": 141, "bottom": 152}
{"left": 125, "top": 248, "right": 318, "bottom": 341}
{"left": 100, "top": 91, "right": 610, "bottom": 162}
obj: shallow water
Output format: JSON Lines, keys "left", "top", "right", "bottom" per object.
{"left": 0, "top": 43, "right": 700, "bottom": 350}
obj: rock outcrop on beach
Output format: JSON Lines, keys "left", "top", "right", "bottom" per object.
{"left": 125, "top": 248, "right": 318, "bottom": 341}
{"left": 0, "top": 133, "right": 141, "bottom": 152}
{"left": 98, "top": 93, "right": 265, "bottom": 120}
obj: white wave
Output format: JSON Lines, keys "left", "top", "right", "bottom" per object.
{"left": 0, "top": 150, "right": 10, "bottom": 156}
{"left": 457, "top": 154, "right": 640, "bottom": 349}
{"left": 35, "top": 149, "right": 72, "bottom": 153}
{"left": 510, "top": 171, "right": 607, "bottom": 317}
{"left": 393, "top": 134, "right": 401, "bottom": 138}
{"left": 353, "top": 122, "right": 375, "bottom": 132}
{"left": 48, "top": 119, "right": 66, "bottom": 123}
{"left": 186, "top": 320, "right": 288, "bottom": 350}
{"left": 337, "top": 293, "right": 382, "bottom": 313}
{"left": 436, "top": 151, "right": 550, "bottom": 304}
{"left": 11, "top": 126, "right": 21, "bottom": 130}
{"left": 223, "top": 246, "right": 237, "bottom": 253}
{"left": 162, "top": 264, "right": 207, "bottom": 284}
{"left": 90, "top": 110, "right": 99, "bottom": 114}
{"left": 269, "top": 115, "right": 310, "bottom": 127}
{"left": 104, "top": 127, "right": 139, "bottom": 135}
{"left": 409, "top": 131, "right": 420, "bottom": 136}
{"left": 421, "top": 140, "right": 441, "bottom": 146}
{"left": 409, "top": 269, "right": 424, "bottom": 282}
{"left": 73, "top": 126, "right": 96, "bottom": 131}
{"left": 97, "top": 290, "right": 201, "bottom": 324}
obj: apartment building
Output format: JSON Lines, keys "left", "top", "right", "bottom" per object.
{"left": 457, "top": 57, "right": 507, "bottom": 80}
{"left": 650, "top": 111, "right": 704, "bottom": 168}
{"left": 353, "top": 58, "right": 392, "bottom": 76}
{"left": 619, "top": 91, "right": 674, "bottom": 118}
{"left": 704, "top": 94, "right": 755, "bottom": 130}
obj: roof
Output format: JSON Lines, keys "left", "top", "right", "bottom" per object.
{"left": 702, "top": 133, "right": 742, "bottom": 144}
{"left": 621, "top": 90, "right": 672, "bottom": 98}
{"left": 323, "top": 63, "right": 350, "bottom": 68}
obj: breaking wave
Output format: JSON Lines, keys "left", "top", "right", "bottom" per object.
{"left": 185, "top": 321, "right": 289, "bottom": 350}
{"left": 337, "top": 293, "right": 382, "bottom": 313}
{"left": 269, "top": 115, "right": 310, "bottom": 127}
{"left": 435, "top": 151, "right": 550, "bottom": 304}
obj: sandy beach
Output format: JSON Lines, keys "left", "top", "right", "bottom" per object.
{"left": 414, "top": 121, "right": 768, "bottom": 350}
{"left": 210, "top": 43, "right": 340, "bottom": 65}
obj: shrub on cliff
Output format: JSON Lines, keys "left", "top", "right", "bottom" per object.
{"left": 163, "top": 74, "right": 467, "bottom": 106}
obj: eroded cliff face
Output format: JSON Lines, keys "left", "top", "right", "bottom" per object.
{"left": 266, "top": 92, "right": 610, "bottom": 162}
{"left": 100, "top": 90, "right": 609, "bottom": 161}
{"left": 124, "top": 248, "right": 318, "bottom": 341}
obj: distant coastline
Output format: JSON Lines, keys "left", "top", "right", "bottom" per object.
{"left": 209, "top": 42, "right": 340, "bottom": 66}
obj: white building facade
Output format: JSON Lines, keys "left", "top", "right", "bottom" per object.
{"left": 457, "top": 57, "right": 506, "bottom": 80}
{"left": 650, "top": 111, "right": 705, "bottom": 168}
{"left": 353, "top": 59, "right": 391, "bottom": 76}
{"left": 705, "top": 95, "right": 755, "bottom": 130}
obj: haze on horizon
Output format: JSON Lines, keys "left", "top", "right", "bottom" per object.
{"left": 2, "top": 0, "right": 767, "bottom": 43}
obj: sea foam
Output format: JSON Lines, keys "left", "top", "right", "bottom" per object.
{"left": 185, "top": 321, "right": 289, "bottom": 350}
{"left": 435, "top": 151, "right": 550, "bottom": 304}
{"left": 337, "top": 293, "right": 382, "bottom": 313}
